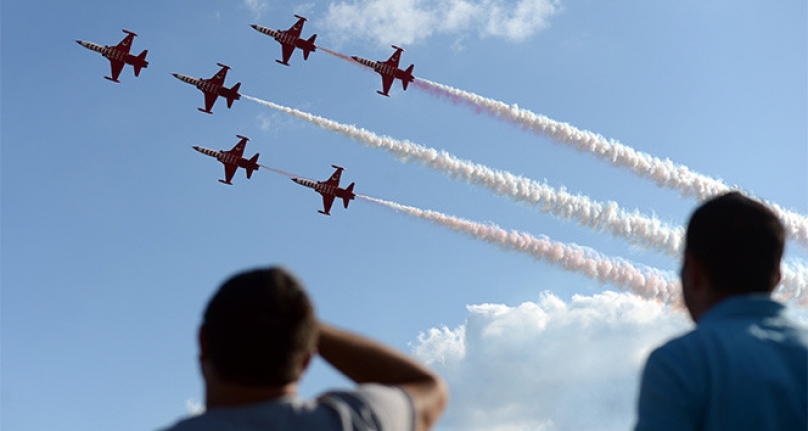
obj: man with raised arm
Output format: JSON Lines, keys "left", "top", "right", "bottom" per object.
{"left": 161, "top": 267, "right": 448, "bottom": 431}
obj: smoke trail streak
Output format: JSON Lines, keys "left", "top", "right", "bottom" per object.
{"left": 259, "top": 164, "right": 295, "bottom": 178}
{"left": 414, "top": 78, "right": 808, "bottom": 249}
{"left": 361, "top": 195, "right": 681, "bottom": 304}
{"left": 243, "top": 95, "right": 808, "bottom": 301}
{"left": 243, "top": 94, "right": 684, "bottom": 256}
{"left": 779, "top": 262, "right": 808, "bottom": 306}
{"left": 318, "top": 46, "right": 356, "bottom": 64}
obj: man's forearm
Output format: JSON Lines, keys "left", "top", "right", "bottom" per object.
{"left": 317, "top": 322, "right": 435, "bottom": 385}
{"left": 316, "top": 322, "right": 448, "bottom": 431}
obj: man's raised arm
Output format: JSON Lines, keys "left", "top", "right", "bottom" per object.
{"left": 317, "top": 322, "right": 449, "bottom": 431}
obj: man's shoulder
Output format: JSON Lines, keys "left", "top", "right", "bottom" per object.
{"left": 159, "top": 385, "right": 415, "bottom": 431}
{"left": 158, "top": 397, "right": 337, "bottom": 431}
{"left": 319, "top": 384, "right": 416, "bottom": 431}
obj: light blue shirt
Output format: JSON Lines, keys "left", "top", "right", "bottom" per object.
{"left": 635, "top": 295, "right": 808, "bottom": 431}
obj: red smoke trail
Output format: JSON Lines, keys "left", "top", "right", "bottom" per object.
{"left": 413, "top": 79, "right": 486, "bottom": 115}
{"left": 362, "top": 195, "right": 682, "bottom": 306}
{"left": 317, "top": 46, "right": 354, "bottom": 63}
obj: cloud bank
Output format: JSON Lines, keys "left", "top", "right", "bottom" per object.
{"left": 412, "top": 291, "right": 690, "bottom": 431}
{"left": 322, "top": 0, "right": 561, "bottom": 47}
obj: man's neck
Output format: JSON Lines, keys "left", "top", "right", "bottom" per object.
{"left": 206, "top": 382, "right": 298, "bottom": 409}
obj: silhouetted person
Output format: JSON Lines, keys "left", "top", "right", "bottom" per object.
{"left": 635, "top": 192, "right": 807, "bottom": 430}
{"left": 160, "top": 267, "right": 448, "bottom": 431}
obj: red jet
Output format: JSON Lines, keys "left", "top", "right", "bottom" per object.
{"left": 292, "top": 165, "right": 356, "bottom": 215}
{"left": 193, "top": 135, "right": 259, "bottom": 185}
{"left": 173, "top": 63, "right": 241, "bottom": 114}
{"left": 251, "top": 15, "right": 317, "bottom": 66}
{"left": 351, "top": 45, "right": 414, "bottom": 97}
{"left": 76, "top": 29, "right": 149, "bottom": 82}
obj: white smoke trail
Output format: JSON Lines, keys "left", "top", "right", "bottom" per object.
{"left": 361, "top": 195, "right": 681, "bottom": 304}
{"left": 244, "top": 94, "right": 808, "bottom": 301}
{"left": 779, "top": 262, "right": 808, "bottom": 306}
{"left": 413, "top": 78, "right": 808, "bottom": 249}
{"left": 243, "top": 94, "right": 684, "bottom": 257}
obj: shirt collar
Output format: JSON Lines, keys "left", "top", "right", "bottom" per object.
{"left": 698, "top": 294, "right": 784, "bottom": 325}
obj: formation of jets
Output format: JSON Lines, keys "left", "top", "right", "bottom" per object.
{"left": 77, "top": 15, "right": 418, "bottom": 215}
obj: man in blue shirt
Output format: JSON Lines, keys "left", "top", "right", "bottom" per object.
{"left": 635, "top": 192, "right": 808, "bottom": 431}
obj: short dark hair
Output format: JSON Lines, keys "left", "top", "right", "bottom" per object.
{"left": 202, "top": 267, "right": 317, "bottom": 386}
{"left": 685, "top": 192, "right": 785, "bottom": 293}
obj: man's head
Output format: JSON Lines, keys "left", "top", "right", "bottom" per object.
{"left": 681, "top": 192, "right": 785, "bottom": 320}
{"left": 199, "top": 267, "right": 317, "bottom": 388}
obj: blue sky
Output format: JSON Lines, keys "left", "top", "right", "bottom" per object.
{"left": 2, "top": 1, "right": 806, "bottom": 430}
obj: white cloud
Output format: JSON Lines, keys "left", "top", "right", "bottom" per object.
{"left": 412, "top": 291, "right": 690, "bottom": 431}
{"left": 185, "top": 398, "right": 205, "bottom": 416}
{"left": 243, "top": 0, "right": 270, "bottom": 19}
{"left": 322, "top": 0, "right": 561, "bottom": 47}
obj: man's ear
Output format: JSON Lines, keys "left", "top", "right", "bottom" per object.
{"left": 683, "top": 251, "right": 708, "bottom": 292}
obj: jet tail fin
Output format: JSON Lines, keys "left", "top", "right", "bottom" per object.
{"left": 246, "top": 153, "right": 260, "bottom": 179}
{"left": 303, "top": 35, "right": 317, "bottom": 60}
{"left": 133, "top": 50, "right": 149, "bottom": 76}
{"left": 227, "top": 83, "right": 242, "bottom": 108}
{"left": 343, "top": 182, "right": 355, "bottom": 209}
{"left": 402, "top": 64, "right": 414, "bottom": 90}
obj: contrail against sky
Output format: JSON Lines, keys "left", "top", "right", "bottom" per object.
{"left": 361, "top": 195, "right": 807, "bottom": 305}
{"left": 361, "top": 195, "right": 680, "bottom": 304}
{"left": 318, "top": 46, "right": 355, "bottom": 63}
{"left": 243, "top": 94, "right": 684, "bottom": 257}
{"left": 245, "top": 94, "right": 808, "bottom": 299}
{"left": 259, "top": 164, "right": 295, "bottom": 178}
{"left": 413, "top": 78, "right": 808, "bottom": 249}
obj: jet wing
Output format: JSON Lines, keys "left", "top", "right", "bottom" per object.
{"left": 223, "top": 163, "right": 237, "bottom": 184}
{"left": 321, "top": 194, "right": 335, "bottom": 215}
{"left": 385, "top": 49, "right": 402, "bottom": 68}
{"left": 229, "top": 138, "right": 247, "bottom": 158}
{"left": 281, "top": 43, "right": 295, "bottom": 65}
{"left": 203, "top": 91, "right": 218, "bottom": 113}
{"left": 114, "top": 33, "right": 135, "bottom": 54}
{"left": 286, "top": 18, "right": 305, "bottom": 38}
{"left": 109, "top": 60, "right": 125, "bottom": 82}
{"left": 324, "top": 167, "right": 343, "bottom": 187}
{"left": 380, "top": 75, "right": 395, "bottom": 96}
{"left": 208, "top": 65, "right": 229, "bottom": 86}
